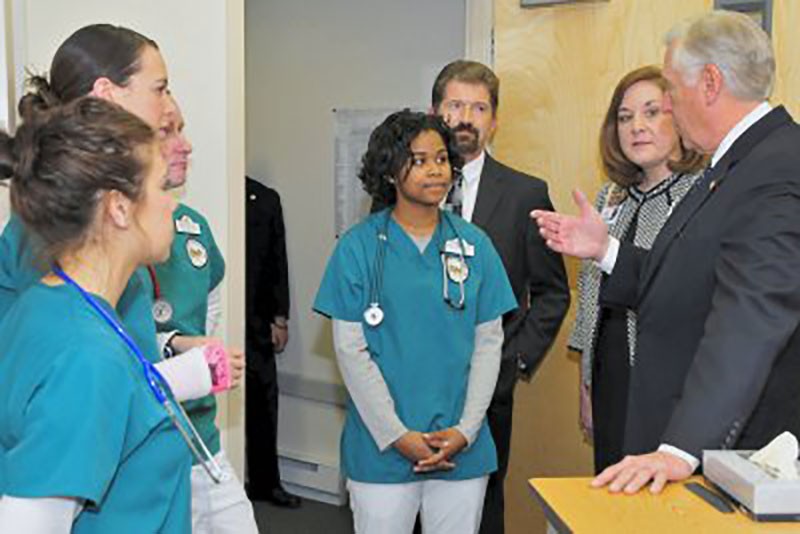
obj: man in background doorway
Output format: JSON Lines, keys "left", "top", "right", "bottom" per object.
{"left": 245, "top": 176, "right": 301, "bottom": 508}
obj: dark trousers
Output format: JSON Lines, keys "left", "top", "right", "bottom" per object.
{"left": 591, "top": 307, "right": 630, "bottom": 474}
{"left": 478, "top": 356, "right": 518, "bottom": 534}
{"left": 245, "top": 335, "right": 282, "bottom": 493}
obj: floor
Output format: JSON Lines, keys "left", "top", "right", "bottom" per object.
{"left": 253, "top": 498, "right": 354, "bottom": 534}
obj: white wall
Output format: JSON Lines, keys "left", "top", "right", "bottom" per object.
{"left": 246, "top": 0, "right": 465, "bottom": 386}
{"left": 19, "top": 0, "right": 246, "bottom": 473}
{"left": 1, "top": 0, "right": 11, "bottom": 229}
{"left": 245, "top": 0, "right": 465, "bottom": 498}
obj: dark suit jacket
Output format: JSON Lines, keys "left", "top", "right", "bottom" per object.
{"left": 246, "top": 177, "right": 290, "bottom": 360}
{"left": 602, "top": 106, "right": 800, "bottom": 458}
{"left": 473, "top": 154, "right": 570, "bottom": 382}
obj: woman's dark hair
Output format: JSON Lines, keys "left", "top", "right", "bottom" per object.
{"left": 18, "top": 24, "right": 158, "bottom": 118}
{"left": 359, "top": 109, "right": 463, "bottom": 206}
{"left": 0, "top": 97, "right": 156, "bottom": 259}
{"left": 599, "top": 65, "right": 705, "bottom": 187}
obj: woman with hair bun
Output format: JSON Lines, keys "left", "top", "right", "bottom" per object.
{"left": 0, "top": 23, "right": 172, "bottom": 359}
{"left": 0, "top": 23, "right": 256, "bottom": 533}
{"left": 314, "top": 110, "right": 517, "bottom": 533}
{"left": 0, "top": 97, "right": 190, "bottom": 532}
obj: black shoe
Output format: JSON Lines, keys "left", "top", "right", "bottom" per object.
{"left": 267, "top": 487, "right": 302, "bottom": 508}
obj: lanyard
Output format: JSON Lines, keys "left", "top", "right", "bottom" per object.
{"left": 54, "top": 265, "right": 169, "bottom": 403}
{"left": 52, "top": 265, "right": 224, "bottom": 482}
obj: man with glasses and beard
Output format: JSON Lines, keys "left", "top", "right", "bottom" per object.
{"left": 431, "top": 60, "right": 570, "bottom": 534}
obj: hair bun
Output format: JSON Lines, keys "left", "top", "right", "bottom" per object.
{"left": 18, "top": 75, "right": 61, "bottom": 124}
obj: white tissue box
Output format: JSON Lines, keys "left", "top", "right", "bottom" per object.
{"left": 704, "top": 450, "right": 800, "bottom": 520}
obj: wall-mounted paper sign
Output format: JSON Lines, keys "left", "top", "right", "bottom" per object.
{"left": 521, "top": 0, "right": 608, "bottom": 7}
{"left": 716, "top": 0, "right": 773, "bottom": 35}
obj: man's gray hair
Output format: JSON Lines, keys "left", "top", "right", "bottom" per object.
{"left": 664, "top": 10, "right": 775, "bottom": 101}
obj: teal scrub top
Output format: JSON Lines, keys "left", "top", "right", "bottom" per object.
{"left": 0, "top": 283, "right": 191, "bottom": 533}
{"left": 0, "top": 214, "right": 161, "bottom": 363}
{"left": 153, "top": 204, "right": 226, "bottom": 461}
{"left": 314, "top": 209, "right": 517, "bottom": 483}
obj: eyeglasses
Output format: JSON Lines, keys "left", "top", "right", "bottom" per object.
{"left": 442, "top": 99, "right": 492, "bottom": 119}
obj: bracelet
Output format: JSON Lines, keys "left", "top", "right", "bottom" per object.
{"left": 272, "top": 322, "right": 288, "bottom": 330}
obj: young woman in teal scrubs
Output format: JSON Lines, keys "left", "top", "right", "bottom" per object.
{"left": 0, "top": 24, "right": 173, "bottom": 362}
{"left": 0, "top": 25, "right": 225, "bottom": 396}
{"left": 314, "top": 110, "right": 517, "bottom": 534}
{"left": 0, "top": 98, "right": 190, "bottom": 532}
{"left": 0, "top": 24, "right": 236, "bottom": 532}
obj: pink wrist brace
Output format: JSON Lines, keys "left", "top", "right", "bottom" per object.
{"left": 205, "top": 342, "right": 232, "bottom": 393}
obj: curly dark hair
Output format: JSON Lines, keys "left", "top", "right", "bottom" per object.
{"left": 359, "top": 109, "right": 463, "bottom": 207}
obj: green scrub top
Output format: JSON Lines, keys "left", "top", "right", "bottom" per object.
{"left": 0, "top": 214, "right": 161, "bottom": 362}
{"left": 0, "top": 283, "right": 191, "bottom": 533}
{"left": 314, "top": 209, "right": 517, "bottom": 483}
{"left": 153, "top": 204, "right": 226, "bottom": 462}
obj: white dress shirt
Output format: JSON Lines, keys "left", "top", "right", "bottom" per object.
{"left": 459, "top": 151, "right": 486, "bottom": 223}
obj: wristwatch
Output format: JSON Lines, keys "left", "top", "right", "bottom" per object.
{"left": 163, "top": 330, "right": 181, "bottom": 359}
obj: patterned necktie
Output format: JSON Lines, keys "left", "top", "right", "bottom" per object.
{"left": 695, "top": 165, "right": 715, "bottom": 193}
{"left": 446, "top": 175, "right": 464, "bottom": 217}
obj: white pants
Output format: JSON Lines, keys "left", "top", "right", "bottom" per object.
{"left": 348, "top": 476, "right": 489, "bottom": 534}
{"left": 191, "top": 451, "right": 260, "bottom": 534}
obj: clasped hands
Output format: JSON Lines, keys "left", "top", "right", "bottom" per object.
{"left": 393, "top": 428, "right": 468, "bottom": 473}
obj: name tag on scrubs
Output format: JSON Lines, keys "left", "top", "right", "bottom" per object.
{"left": 443, "top": 238, "right": 475, "bottom": 257}
{"left": 175, "top": 215, "right": 201, "bottom": 235}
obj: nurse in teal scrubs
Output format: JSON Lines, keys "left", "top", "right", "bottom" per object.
{"left": 151, "top": 104, "right": 256, "bottom": 533}
{"left": 314, "top": 110, "right": 516, "bottom": 534}
{"left": 0, "top": 98, "right": 190, "bottom": 532}
{"left": 0, "top": 24, "right": 173, "bottom": 362}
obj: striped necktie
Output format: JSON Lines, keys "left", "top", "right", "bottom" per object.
{"left": 445, "top": 175, "right": 464, "bottom": 217}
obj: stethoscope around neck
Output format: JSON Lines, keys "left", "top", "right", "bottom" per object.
{"left": 53, "top": 265, "right": 225, "bottom": 483}
{"left": 363, "top": 209, "right": 467, "bottom": 327}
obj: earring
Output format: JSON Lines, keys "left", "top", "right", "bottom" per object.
{"left": 384, "top": 175, "right": 395, "bottom": 184}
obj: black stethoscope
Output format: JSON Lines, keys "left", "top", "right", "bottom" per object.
{"left": 54, "top": 265, "right": 225, "bottom": 483}
{"left": 363, "top": 209, "right": 467, "bottom": 327}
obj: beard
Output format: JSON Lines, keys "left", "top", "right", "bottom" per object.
{"left": 452, "top": 124, "right": 480, "bottom": 156}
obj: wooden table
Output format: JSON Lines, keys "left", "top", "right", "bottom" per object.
{"left": 529, "top": 477, "right": 799, "bottom": 533}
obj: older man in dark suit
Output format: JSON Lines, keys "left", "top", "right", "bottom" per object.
{"left": 533, "top": 10, "right": 800, "bottom": 495}
{"left": 432, "top": 60, "right": 571, "bottom": 534}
